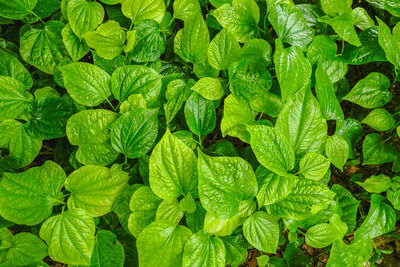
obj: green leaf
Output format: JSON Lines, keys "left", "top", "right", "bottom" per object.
{"left": 180, "top": 193, "right": 197, "bottom": 213}
{"left": 354, "top": 194, "right": 396, "bottom": 240}
{"left": 221, "top": 94, "right": 257, "bottom": 143}
{"left": 321, "top": 56, "right": 348, "bottom": 84}
{"left": 325, "top": 134, "right": 349, "bottom": 171}
{"left": 186, "top": 201, "right": 206, "bottom": 233}
{"left": 315, "top": 61, "right": 344, "bottom": 120}
{"left": 111, "top": 65, "right": 162, "bottom": 104}
{"left": 164, "top": 79, "right": 191, "bottom": 123}
{"left": 276, "top": 87, "right": 327, "bottom": 159}
{"left": 182, "top": 230, "right": 225, "bottom": 267}
{"left": 90, "top": 230, "right": 125, "bottom": 267}
{"left": 119, "top": 94, "right": 147, "bottom": 113}
{"left": 112, "top": 184, "right": 142, "bottom": 233}
{"left": 268, "top": 3, "right": 314, "bottom": 49}
{"left": 128, "top": 19, "right": 166, "bottom": 62}
{"left": 99, "top": 0, "right": 122, "bottom": 4}
{"left": 24, "top": 0, "right": 60, "bottom": 23}
{"left": 184, "top": 92, "right": 216, "bottom": 136}
{"left": 66, "top": 109, "right": 119, "bottom": 165}
{"left": 266, "top": 177, "right": 335, "bottom": 220}
{"left": 194, "top": 60, "right": 220, "bottom": 79}
{"left": 111, "top": 108, "right": 159, "bottom": 159}
{"left": 356, "top": 174, "right": 392, "bottom": 193}
{"left": 190, "top": 77, "right": 224, "bottom": 101}
{"left": 6, "top": 232, "right": 47, "bottom": 266}
{"left": 343, "top": 27, "right": 387, "bottom": 65}
{"left": 223, "top": 236, "right": 247, "bottom": 267}
{"left": 92, "top": 52, "right": 128, "bottom": 75}
{"left": 173, "top": 0, "right": 201, "bottom": 22}
{"left": 385, "top": 0, "right": 400, "bottom": 17}
{"left": 39, "top": 208, "right": 95, "bottom": 265}
{"left": 256, "top": 166, "right": 297, "bottom": 207}
{"left": 320, "top": 11, "right": 361, "bottom": 47}
{"left": 377, "top": 18, "right": 400, "bottom": 69}
{"left": 361, "top": 108, "right": 395, "bottom": 131}
{"left": 198, "top": 152, "right": 258, "bottom": 219}
{"left": 273, "top": 39, "right": 312, "bottom": 101}
{"left": 228, "top": 59, "right": 272, "bottom": 102}
{"left": 299, "top": 152, "right": 330, "bottom": 181}
{"left": 243, "top": 211, "right": 279, "bottom": 253}
{"left": 343, "top": 72, "right": 391, "bottom": 108}
{"left": 306, "top": 35, "right": 337, "bottom": 65}
{"left": 83, "top": 20, "right": 126, "bottom": 60}
{"left": 137, "top": 221, "right": 192, "bottom": 267}
{"left": 321, "top": 0, "right": 352, "bottom": 15}
{"left": 387, "top": 189, "right": 400, "bottom": 210}
{"left": 208, "top": 29, "right": 241, "bottom": 71}
{"left": 25, "top": 96, "right": 73, "bottom": 140}
{"left": 61, "top": 62, "right": 112, "bottom": 106}
{"left": 122, "top": 0, "right": 165, "bottom": 24}
{"left": 240, "top": 39, "right": 272, "bottom": 67}
{"left": 0, "top": 76, "right": 33, "bottom": 120}
{"left": 156, "top": 199, "right": 185, "bottom": 224}
{"left": 327, "top": 239, "right": 373, "bottom": 267}
{"left": 149, "top": 129, "right": 197, "bottom": 199}
{"left": 256, "top": 255, "right": 270, "bottom": 267}
{"left": 125, "top": 30, "right": 136, "bottom": 53}
{"left": 0, "top": 49, "right": 32, "bottom": 89}
{"left": 128, "top": 186, "right": 162, "bottom": 238}
{"left": 0, "top": 120, "right": 23, "bottom": 149}
{"left": 331, "top": 184, "right": 359, "bottom": 233}
{"left": 174, "top": 14, "right": 209, "bottom": 64}
{"left": 0, "top": 161, "right": 65, "bottom": 226}
{"left": 61, "top": 23, "right": 89, "bottom": 62}
{"left": 34, "top": 87, "right": 60, "bottom": 99}
{"left": 352, "top": 7, "right": 374, "bottom": 31}
{"left": 20, "top": 21, "right": 68, "bottom": 74}
{"left": 203, "top": 212, "right": 244, "bottom": 237}
{"left": 247, "top": 125, "right": 295, "bottom": 176}
{"left": 363, "top": 133, "right": 398, "bottom": 165}
{"left": 8, "top": 124, "right": 42, "bottom": 168}
{"left": 65, "top": 165, "right": 129, "bottom": 216}
{"left": 0, "top": 0, "right": 37, "bottom": 19}
{"left": 67, "top": 0, "right": 104, "bottom": 39}
{"left": 305, "top": 214, "right": 347, "bottom": 248}
{"left": 335, "top": 118, "right": 364, "bottom": 159}
{"left": 249, "top": 93, "right": 281, "bottom": 119}
{"left": 213, "top": 0, "right": 260, "bottom": 43}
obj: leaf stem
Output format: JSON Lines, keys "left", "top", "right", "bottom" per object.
{"left": 198, "top": 134, "right": 203, "bottom": 149}
{"left": 382, "top": 136, "right": 393, "bottom": 143}
{"left": 128, "top": 20, "right": 134, "bottom": 31}
{"left": 29, "top": 10, "right": 45, "bottom": 24}
{"left": 394, "top": 68, "right": 399, "bottom": 83}
{"left": 105, "top": 97, "right": 117, "bottom": 112}
{"left": 340, "top": 39, "right": 345, "bottom": 55}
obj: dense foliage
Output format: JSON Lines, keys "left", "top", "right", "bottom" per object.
{"left": 0, "top": 0, "right": 400, "bottom": 266}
